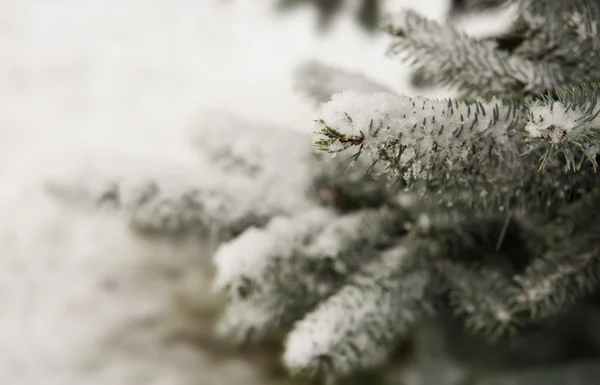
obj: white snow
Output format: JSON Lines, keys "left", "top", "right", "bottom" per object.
{"left": 314, "top": 91, "right": 514, "bottom": 180}
{"left": 525, "top": 101, "right": 600, "bottom": 147}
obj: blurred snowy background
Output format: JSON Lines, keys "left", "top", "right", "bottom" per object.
{"left": 0, "top": 1, "right": 515, "bottom": 384}
{"left": 0, "top": 0, "right": 439, "bottom": 180}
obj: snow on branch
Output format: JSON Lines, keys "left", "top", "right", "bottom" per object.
{"left": 312, "top": 91, "right": 520, "bottom": 185}
{"left": 48, "top": 168, "right": 310, "bottom": 240}
{"left": 283, "top": 245, "right": 431, "bottom": 380}
{"left": 213, "top": 206, "right": 408, "bottom": 344}
{"left": 384, "top": 9, "right": 566, "bottom": 97}
{"left": 527, "top": 1, "right": 600, "bottom": 82}
{"left": 313, "top": 87, "right": 600, "bottom": 203}
{"left": 523, "top": 83, "right": 600, "bottom": 171}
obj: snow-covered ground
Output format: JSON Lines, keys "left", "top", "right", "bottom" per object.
{"left": 0, "top": 0, "right": 514, "bottom": 383}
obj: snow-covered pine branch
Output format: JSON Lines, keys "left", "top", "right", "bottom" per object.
{"left": 523, "top": 83, "right": 600, "bottom": 172}
{"left": 504, "top": 1, "right": 600, "bottom": 88}
{"left": 283, "top": 245, "right": 431, "bottom": 381}
{"left": 384, "top": 8, "right": 565, "bottom": 97}
{"left": 313, "top": 87, "right": 600, "bottom": 207}
{"left": 47, "top": 165, "right": 312, "bottom": 240}
{"left": 276, "top": 210, "right": 535, "bottom": 380}
{"left": 213, "top": 206, "right": 408, "bottom": 344}
{"left": 312, "top": 91, "right": 521, "bottom": 203}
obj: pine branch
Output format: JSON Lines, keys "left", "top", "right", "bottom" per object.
{"left": 313, "top": 89, "right": 600, "bottom": 209}
{"left": 384, "top": 9, "right": 566, "bottom": 97}
{"left": 507, "top": 1, "right": 600, "bottom": 87}
{"left": 58, "top": 172, "right": 309, "bottom": 239}
{"left": 213, "top": 206, "right": 408, "bottom": 343}
{"left": 312, "top": 91, "right": 527, "bottom": 208}
{"left": 443, "top": 263, "right": 520, "bottom": 341}
{"left": 282, "top": 244, "right": 432, "bottom": 381}
{"left": 408, "top": 210, "right": 540, "bottom": 271}
{"left": 509, "top": 217, "right": 600, "bottom": 320}
{"left": 46, "top": 166, "right": 271, "bottom": 239}
{"left": 455, "top": 191, "right": 600, "bottom": 334}
{"left": 522, "top": 83, "right": 600, "bottom": 172}
{"left": 313, "top": 91, "right": 520, "bottom": 180}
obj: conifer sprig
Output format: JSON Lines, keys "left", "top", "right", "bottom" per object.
{"left": 522, "top": 83, "right": 600, "bottom": 172}
{"left": 314, "top": 87, "right": 600, "bottom": 194}
{"left": 283, "top": 245, "right": 431, "bottom": 380}
{"left": 384, "top": 9, "right": 565, "bottom": 97}
{"left": 443, "top": 263, "right": 520, "bottom": 341}
{"left": 507, "top": 190, "right": 600, "bottom": 319}
{"left": 313, "top": 91, "right": 520, "bottom": 185}
{"left": 213, "top": 206, "right": 409, "bottom": 344}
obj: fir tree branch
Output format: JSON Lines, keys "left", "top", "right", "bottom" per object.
{"left": 313, "top": 89, "right": 600, "bottom": 209}
{"left": 507, "top": 1, "right": 576, "bottom": 62}
{"left": 384, "top": 9, "right": 566, "bottom": 97}
{"left": 532, "top": 1, "right": 600, "bottom": 83}
{"left": 313, "top": 91, "right": 520, "bottom": 180}
{"left": 442, "top": 263, "right": 520, "bottom": 341}
{"left": 445, "top": 190, "right": 600, "bottom": 336}
{"left": 77, "top": 174, "right": 307, "bottom": 239}
{"left": 213, "top": 206, "right": 408, "bottom": 343}
{"left": 282, "top": 244, "right": 432, "bottom": 381}
{"left": 512, "top": 243, "right": 600, "bottom": 319}
{"left": 522, "top": 83, "right": 600, "bottom": 172}
{"left": 47, "top": 169, "right": 274, "bottom": 239}
{"left": 407, "top": 210, "right": 540, "bottom": 271}
{"left": 448, "top": 1, "right": 600, "bottom": 88}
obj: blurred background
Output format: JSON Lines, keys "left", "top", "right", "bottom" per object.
{"left": 0, "top": 0, "right": 448, "bottom": 177}
{"left": 0, "top": 1, "right": 520, "bottom": 384}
